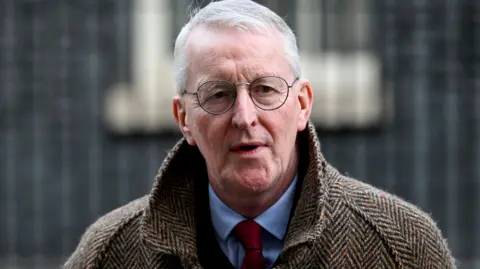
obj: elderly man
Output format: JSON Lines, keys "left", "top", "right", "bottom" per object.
{"left": 64, "top": 0, "right": 456, "bottom": 268}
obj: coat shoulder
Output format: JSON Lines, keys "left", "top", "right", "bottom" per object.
{"left": 336, "top": 174, "right": 457, "bottom": 268}
{"left": 63, "top": 195, "right": 149, "bottom": 269}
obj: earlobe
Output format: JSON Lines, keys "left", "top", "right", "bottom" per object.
{"left": 173, "top": 97, "right": 197, "bottom": 146}
{"left": 297, "top": 80, "right": 314, "bottom": 131}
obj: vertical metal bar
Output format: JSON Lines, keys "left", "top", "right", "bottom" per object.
{"left": 353, "top": 134, "right": 367, "bottom": 181}
{"left": 31, "top": 3, "right": 44, "bottom": 265}
{"left": 88, "top": 0, "right": 100, "bottom": 219}
{"left": 295, "top": 0, "right": 322, "bottom": 53}
{"left": 445, "top": 0, "right": 459, "bottom": 251}
{"left": 346, "top": 0, "right": 369, "bottom": 50}
{"left": 353, "top": 58, "right": 367, "bottom": 180}
{"left": 412, "top": 0, "right": 429, "bottom": 209}
{"left": 324, "top": 0, "right": 335, "bottom": 51}
{"left": 4, "top": 0, "right": 17, "bottom": 266}
{"left": 148, "top": 145, "right": 160, "bottom": 188}
{"left": 145, "top": 0, "right": 173, "bottom": 188}
{"left": 60, "top": 0, "right": 72, "bottom": 256}
{"left": 353, "top": 0, "right": 368, "bottom": 181}
{"left": 117, "top": 0, "right": 129, "bottom": 204}
{"left": 384, "top": 0, "right": 397, "bottom": 191}
{"left": 475, "top": 0, "right": 480, "bottom": 260}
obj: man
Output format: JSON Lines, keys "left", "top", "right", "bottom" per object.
{"left": 64, "top": 0, "right": 456, "bottom": 268}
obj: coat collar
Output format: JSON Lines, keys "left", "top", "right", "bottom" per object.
{"left": 140, "top": 122, "right": 330, "bottom": 266}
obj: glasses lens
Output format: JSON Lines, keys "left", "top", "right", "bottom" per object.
{"left": 250, "top": 77, "right": 289, "bottom": 110}
{"left": 197, "top": 81, "right": 235, "bottom": 114}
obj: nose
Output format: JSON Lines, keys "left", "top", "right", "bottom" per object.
{"left": 231, "top": 87, "right": 257, "bottom": 129}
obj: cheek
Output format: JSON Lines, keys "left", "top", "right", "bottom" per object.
{"left": 192, "top": 114, "right": 228, "bottom": 153}
{"left": 261, "top": 103, "right": 299, "bottom": 150}
{"left": 191, "top": 114, "right": 210, "bottom": 142}
{"left": 265, "top": 102, "right": 298, "bottom": 129}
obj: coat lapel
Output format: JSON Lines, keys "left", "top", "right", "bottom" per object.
{"left": 140, "top": 138, "right": 205, "bottom": 267}
{"left": 274, "top": 122, "right": 332, "bottom": 268}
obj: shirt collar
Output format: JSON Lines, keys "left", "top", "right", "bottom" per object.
{"left": 209, "top": 174, "right": 298, "bottom": 241}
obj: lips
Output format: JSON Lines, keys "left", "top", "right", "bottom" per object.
{"left": 231, "top": 142, "right": 265, "bottom": 153}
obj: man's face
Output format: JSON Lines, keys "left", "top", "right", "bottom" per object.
{"left": 174, "top": 26, "right": 313, "bottom": 197}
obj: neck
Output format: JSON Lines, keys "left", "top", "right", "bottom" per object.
{"left": 211, "top": 150, "right": 299, "bottom": 219}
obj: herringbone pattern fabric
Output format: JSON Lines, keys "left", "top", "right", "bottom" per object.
{"left": 63, "top": 122, "right": 457, "bottom": 269}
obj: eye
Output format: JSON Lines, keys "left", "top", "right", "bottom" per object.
{"left": 252, "top": 84, "right": 278, "bottom": 95}
{"left": 256, "top": 85, "right": 275, "bottom": 93}
{"left": 203, "top": 88, "right": 235, "bottom": 104}
{"left": 210, "top": 90, "right": 231, "bottom": 99}
{"left": 198, "top": 81, "right": 235, "bottom": 103}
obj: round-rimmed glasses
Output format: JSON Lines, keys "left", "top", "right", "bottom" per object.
{"left": 182, "top": 76, "right": 299, "bottom": 115}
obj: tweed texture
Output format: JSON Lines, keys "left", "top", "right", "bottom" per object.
{"left": 64, "top": 122, "right": 456, "bottom": 269}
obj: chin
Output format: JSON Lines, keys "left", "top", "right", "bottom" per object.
{"left": 220, "top": 162, "right": 276, "bottom": 192}
{"left": 233, "top": 171, "right": 274, "bottom": 193}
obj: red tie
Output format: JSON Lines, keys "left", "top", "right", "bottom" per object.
{"left": 233, "top": 220, "right": 265, "bottom": 269}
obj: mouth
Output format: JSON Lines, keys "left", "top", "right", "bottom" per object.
{"left": 230, "top": 142, "right": 265, "bottom": 155}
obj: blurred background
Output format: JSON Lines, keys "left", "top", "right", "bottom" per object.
{"left": 0, "top": 0, "right": 478, "bottom": 268}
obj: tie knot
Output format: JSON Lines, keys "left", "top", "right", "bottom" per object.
{"left": 233, "top": 220, "right": 263, "bottom": 250}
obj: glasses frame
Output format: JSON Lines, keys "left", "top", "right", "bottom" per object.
{"left": 182, "top": 76, "right": 300, "bottom": 115}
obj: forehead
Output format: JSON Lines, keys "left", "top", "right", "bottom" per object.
{"left": 186, "top": 26, "right": 289, "bottom": 80}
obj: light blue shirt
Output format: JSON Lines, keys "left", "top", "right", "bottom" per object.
{"left": 208, "top": 175, "right": 298, "bottom": 269}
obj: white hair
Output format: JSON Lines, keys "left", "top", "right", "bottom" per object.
{"left": 173, "top": 0, "right": 302, "bottom": 94}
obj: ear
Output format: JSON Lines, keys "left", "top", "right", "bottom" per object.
{"left": 173, "top": 96, "right": 197, "bottom": 146}
{"left": 296, "top": 79, "right": 314, "bottom": 132}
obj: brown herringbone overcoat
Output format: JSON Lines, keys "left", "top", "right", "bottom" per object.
{"left": 64, "top": 123, "right": 456, "bottom": 269}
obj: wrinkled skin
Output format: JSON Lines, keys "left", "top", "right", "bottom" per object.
{"left": 173, "top": 26, "right": 313, "bottom": 218}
